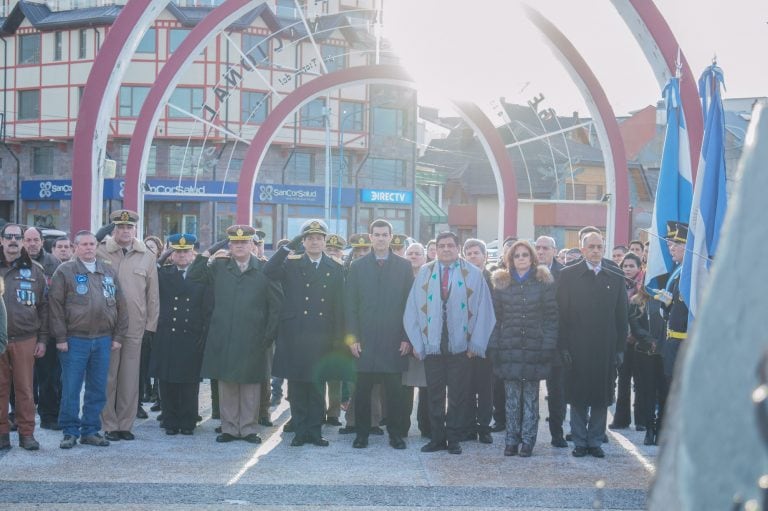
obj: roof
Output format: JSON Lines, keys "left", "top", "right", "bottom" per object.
{"left": 0, "top": 0, "right": 362, "bottom": 39}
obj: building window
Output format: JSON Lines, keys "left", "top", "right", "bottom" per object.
{"left": 242, "top": 33, "right": 268, "bottom": 65}
{"left": 361, "top": 158, "right": 407, "bottom": 188}
{"left": 118, "top": 144, "right": 157, "bottom": 176}
{"left": 275, "top": 0, "right": 299, "bottom": 18}
{"left": 168, "top": 87, "right": 204, "bottom": 118}
{"left": 373, "top": 107, "right": 405, "bottom": 136}
{"left": 321, "top": 44, "right": 346, "bottom": 72}
{"left": 136, "top": 28, "right": 156, "bottom": 54}
{"left": 54, "top": 31, "right": 63, "bottom": 61}
{"left": 300, "top": 98, "right": 326, "bottom": 128}
{"left": 340, "top": 101, "right": 364, "bottom": 131}
{"left": 18, "top": 89, "right": 40, "bottom": 120}
{"left": 78, "top": 29, "right": 87, "bottom": 59}
{"left": 286, "top": 152, "right": 314, "bottom": 182}
{"left": 168, "top": 145, "right": 204, "bottom": 177}
{"left": 32, "top": 147, "right": 54, "bottom": 175}
{"left": 25, "top": 201, "right": 59, "bottom": 228}
{"left": 377, "top": 207, "right": 410, "bottom": 236}
{"left": 241, "top": 91, "right": 268, "bottom": 124}
{"left": 18, "top": 34, "right": 40, "bottom": 64}
{"left": 119, "top": 86, "right": 150, "bottom": 117}
{"left": 169, "top": 29, "right": 190, "bottom": 54}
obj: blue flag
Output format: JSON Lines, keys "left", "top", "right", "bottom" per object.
{"left": 679, "top": 65, "right": 728, "bottom": 319}
{"left": 644, "top": 78, "right": 693, "bottom": 292}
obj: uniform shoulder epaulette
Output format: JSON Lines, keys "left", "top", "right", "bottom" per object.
{"left": 287, "top": 254, "right": 303, "bottom": 260}
{"left": 99, "top": 258, "right": 112, "bottom": 265}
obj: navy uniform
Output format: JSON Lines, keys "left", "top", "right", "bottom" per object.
{"left": 659, "top": 222, "right": 689, "bottom": 381}
{"left": 153, "top": 234, "right": 206, "bottom": 435}
{"left": 264, "top": 220, "right": 346, "bottom": 446}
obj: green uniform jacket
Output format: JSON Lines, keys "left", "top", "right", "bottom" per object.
{"left": 188, "top": 253, "right": 282, "bottom": 383}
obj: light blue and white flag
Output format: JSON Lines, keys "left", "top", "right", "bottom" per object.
{"left": 679, "top": 64, "right": 728, "bottom": 320}
{"left": 644, "top": 77, "right": 693, "bottom": 292}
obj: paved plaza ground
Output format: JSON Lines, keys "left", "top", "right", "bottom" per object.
{"left": 0, "top": 382, "right": 655, "bottom": 510}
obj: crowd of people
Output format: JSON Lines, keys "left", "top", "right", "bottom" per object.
{"left": 0, "top": 210, "right": 690, "bottom": 460}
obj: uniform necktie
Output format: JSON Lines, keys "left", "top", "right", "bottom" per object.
{"left": 377, "top": 259, "right": 385, "bottom": 268}
{"left": 594, "top": 266, "right": 600, "bottom": 275}
{"left": 441, "top": 265, "right": 450, "bottom": 300}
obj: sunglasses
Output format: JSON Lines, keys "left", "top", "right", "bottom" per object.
{"left": 2, "top": 234, "right": 22, "bottom": 240}
{"left": 513, "top": 252, "right": 531, "bottom": 259}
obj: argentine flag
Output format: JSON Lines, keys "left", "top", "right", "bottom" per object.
{"left": 644, "top": 77, "right": 693, "bottom": 292}
{"left": 679, "top": 64, "right": 728, "bottom": 320}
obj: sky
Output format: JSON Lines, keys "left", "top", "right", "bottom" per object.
{"left": 381, "top": 0, "right": 767, "bottom": 119}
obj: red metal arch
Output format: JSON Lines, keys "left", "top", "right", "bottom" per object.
{"left": 525, "top": 6, "right": 630, "bottom": 245}
{"left": 234, "top": 65, "right": 519, "bottom": 239}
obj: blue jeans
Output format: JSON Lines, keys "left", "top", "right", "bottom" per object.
{"left": 58, "top": 336, "right": 112, "bottom": 438}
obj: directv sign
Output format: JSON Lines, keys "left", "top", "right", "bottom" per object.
{"left": 360, "top": 189, "right": 413, "bottom": 205}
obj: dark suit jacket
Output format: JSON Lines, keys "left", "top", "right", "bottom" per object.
{"left": 345, "top": 250, "right": 414, "bottom": 373}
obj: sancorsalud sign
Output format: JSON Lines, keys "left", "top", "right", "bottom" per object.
{"left": 23, "top": 179, "right": 356, "bottom": 207}
{"left": 360, "top": 189, "right": 413, "bottom": 205}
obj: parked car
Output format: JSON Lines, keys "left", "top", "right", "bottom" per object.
{"left": 486, "top": 239, "right": 499, "bottom": 264}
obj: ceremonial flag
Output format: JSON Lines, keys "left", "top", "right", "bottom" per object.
{"left": 679, "top": 64, "right": 728, "bottom": 319}
{"left": 644, "top": 77, "right": 693, "bottom": 291}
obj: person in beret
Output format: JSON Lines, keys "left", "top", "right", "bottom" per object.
{"left": 97, "top": 210, "right": 159, "bottom": 442}
{"left": 187, "top": 225, "right": 281, "bottom": 444}
{"left": 153, "top": 234, "right": 206, "bottom": 436}
{"left": 263, "top": 220, "right": 347, "bottom": 447}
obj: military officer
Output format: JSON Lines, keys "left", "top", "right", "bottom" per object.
{"left": 349, "top": 234, "right": 372, "bottom": 261}
{"left": 264, "top": 220, "right": 346, "bottom": 447}
{"left": 154, "top": 234, "right": 206, "bottom": 436}
{"left": 325, "top": 234, "right": 346, "bottom": 264}
{"left": 390, "top": 234, "right": 407, "bottom": 257}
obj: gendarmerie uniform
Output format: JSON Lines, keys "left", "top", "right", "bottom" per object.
{"left": 154, "top": 234, "right": 206, "bottom": 435}
{"left": 660, "top": 221, "right": 690, "bottom": 382}
{"left": 264, "top": 220, "right": 346, "bottom": 446}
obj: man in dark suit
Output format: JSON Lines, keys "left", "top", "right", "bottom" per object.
{"left": 556, "top": 231, "right": 628, "bottom": 458}
{"left": 153, "top": 234, "right": 206, "bottom": 436}
{"left": 345, "top": 219, "right": 413, "bottom": 450}
{"left": 535, "top": 235, "right": 568, "bottom": 448}
{"left": 264, "top": 220, "right": 345, "bottom": 447}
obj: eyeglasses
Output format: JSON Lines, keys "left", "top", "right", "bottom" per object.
{"left": 535, "top": 245, "right": 553, "bottom": 250}
{"left": 513, "top": 253, "right": 531, "bottom": 259}
{"left": 2, "top": 234, "right": 22, "bottom": 240}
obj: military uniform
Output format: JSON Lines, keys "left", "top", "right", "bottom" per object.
{"left": 154, "top": 234, "right": 206, "bottom": 434}
{"left": 659, "top": 222, "right": 690, "bottom": 381}
{"left": 322, "top": 233, "right": 346, "bottom": 424}
{"left": 264, "top": 220, "right": 346, "bottom": 446}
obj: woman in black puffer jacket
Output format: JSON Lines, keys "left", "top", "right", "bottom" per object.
{"left": 489, "top": 240, "right": 558, "bottom": 457}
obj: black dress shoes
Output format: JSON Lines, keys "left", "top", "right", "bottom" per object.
{"left": 325, "top": 416, "right": 342, "bottom": 426}
{"left": 338, "top": 426, "right": 355, "bottom": 434}
{"left": 447, "top": 441, "right": 462, "bottom": 454}
{"left": 118, "top": 431, "right": 135, "bottom": 440}
{"left": 104, "top": 431, "right": 121, "bottom": 442}
{"left": 389, "top": 436, "right": 406, "bottom": 450}
{"left": 283, "top": 420, "right": 294, "bottom": 433}
{"left": 369, "top": 426, "right": 384, "bottom": 436}
{"left": 420, "top": 440, "right": 447, "bottom": 453}
{"left": 311, "top": 437, "right": 330, "bottom": 447}
{"left": 242, "top": 433, "right": 262, "bottom": 444}
{"left": 490, "top": 423, "right": 506, "bottom": 433}
{"left": 258, "top": 417, "right": 273, "bottom": 427}
{"left": 40, "top": 421, "right": 62, "bottom": 431}
{"left": 551, "top": 437, "right": 568, "bottom": 448}
{"left": 608, "top": 422, "right": 628, "bottom": 430}
{"left": 150, "top": 402, "right": 162, "bottom": 412}
{"left": 290, "top": 437, "right": 305, "bottom": 447}
{"left": 216, "top": 433, "right": 238, "bottom": 443}
{"left": 215, "top": 426, "right": 222, "bottom": 434}
{"left": 589, "top": 446, "right": 605, "bottom": 458}
{"left": 352, "top": 437, "right": 368, "bottom": 449}
{"left": 180, "top": 429, "right": 193, "bottom": 436}
{"left": 519, "top": 444, "right": 533, "bottom": 457}
{"left": 166, "top": 428, "right": 179, "bottom": 436}
{"left": 504, "top": 445, "right": 518, "bottom": 456}
{"left": 478, "top": 432, "right": 493, "bottom": 444}
{"left": 136, "top": 406, "right": 148, "bottom": 419}
{"left": 572, "top": 446, "right": 588, "bottom": 457}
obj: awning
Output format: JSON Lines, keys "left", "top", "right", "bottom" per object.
{"left": 416, "top": 188, "right": 448, "bottom": 224}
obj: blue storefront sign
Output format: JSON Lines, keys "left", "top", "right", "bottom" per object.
{"left": 360, "top": 189, "right": 413, "bottom": 205}
{"left": 23, "top": 179, "right": 356, "bottom": 207}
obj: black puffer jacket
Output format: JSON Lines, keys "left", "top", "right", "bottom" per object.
{"left": 489, "top": 266, "right": 558, "bottom": 381}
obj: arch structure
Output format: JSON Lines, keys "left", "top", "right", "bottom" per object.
{"left": 72, "top": 0, "right": 699, "bottom": 244}
{"left": 122, "top": 0, "right": 259, "bottom": 223}
{"left": 611, "top": 0, "right": 703, "bottom": 176}
{"left": 70, "top": 0, "right": 168, "bottom": 233}
{"left": 525, "top": 6, "right": 630, "bottom": 246}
